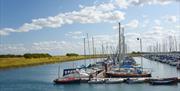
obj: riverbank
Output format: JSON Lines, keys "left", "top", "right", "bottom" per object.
{"left": 0, "top": 56, "right": 99, "bottom": 69}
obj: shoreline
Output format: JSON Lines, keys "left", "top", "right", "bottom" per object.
{"left": 0, "top": 56, "right": 101, "bottom": 70}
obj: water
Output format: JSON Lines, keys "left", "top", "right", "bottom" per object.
{"left": 0, "top": 58, "right": 180, "bottom": 91}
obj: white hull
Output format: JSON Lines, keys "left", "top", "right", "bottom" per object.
{"left": 88, "top": 79, "right": 104, "bottom": 84}
{"left": 105, "top": 78, "right": 124, "bottom": 84}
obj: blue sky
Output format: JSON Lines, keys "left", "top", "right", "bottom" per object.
{"left": 0, "top": 0, "right": 180, "bottom": 55}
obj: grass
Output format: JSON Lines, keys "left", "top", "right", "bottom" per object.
{"left": 0, "top": 54, "right": 139, "bottom": 69}
{"left": 0, "top": 55, "right": 99, "bottom": 69}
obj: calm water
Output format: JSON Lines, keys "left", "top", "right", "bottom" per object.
{"left": 0, "top": 58, "right": 180, "bottom": 91}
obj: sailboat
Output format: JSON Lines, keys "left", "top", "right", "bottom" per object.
{"left": 106, "top": 23, "right": 151, "bottom": 78}
{"left": 88, "top": 69, "right": 104, "bottom": 84}
{"left": 53, "top": 64, "right": 81, "bottom": 84}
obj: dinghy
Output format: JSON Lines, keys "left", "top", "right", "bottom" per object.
{"left": 126, "top": 78, "right": 146, "bottom": 84}
{"left": 88, "top": 78, "right": 104, "bottom": 84}
{"left": 105, "top": 78, "right": 124, "bottom": 84}
{"left": 149, "top": 77, "right": 178, "bottom": 85}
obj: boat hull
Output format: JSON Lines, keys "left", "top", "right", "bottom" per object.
{"left": 88, "top": 79, "right": 104, "bottom": 84}
{"left": 54, "top": 78, "right": 81, "bottom": 84}
{"left": 126, "top": 79, "right": 145, "bottom": 84}
{"left": 105, "top": 80, "right": 123, "bottom": 84}
{"left": 149, "top": 77, "right": 178, "bottom": 85}
{"left": 88, "top": 80, "right": 104, "bottom": 84}
{"left": 106, "top": 73, "right": 151, "bottom": 78}
{"left": 150, "top": 80, "right": 177, "bottom": 85}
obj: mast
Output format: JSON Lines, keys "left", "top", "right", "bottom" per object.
{"left": 83, "top": 38, "right": 87, "bottom": 68}
{"left": 86, "top": 33, "right": 91, "bottom": 55}
{"left": 86, "top": 33, "right": 91, "bottom": 64}
{"left": 122, "top": 27, "right": 125, "bottom": 59}
{"left": 137, "top": 37, "right": 143, "bottom": 71}
{"left": 94, "top": 47, "right": 97, "bottom": 63}
{"left": 102, "top": 43, "right": 104, "bottom": 61}
{"left": 92, "top": 37, "right": 95, "bottom": 60}
{"left": 118, "top": 22, "right": 121, "bottom": 67}
{"left": 140, "top": 38, "right": 143, "bottom": 71}
{"left": 58, "top": 64, "right": 60, "bottom": 78}
{"left": 174, "top": 36, "right": 177, "bottom": 51}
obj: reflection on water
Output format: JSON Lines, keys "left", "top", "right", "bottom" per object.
{"left": 0, "top": 58, "right": 179, "bottom": 91}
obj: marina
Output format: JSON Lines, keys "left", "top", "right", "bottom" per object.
{"left": 0, "top": 0, "right": 180, "bottom": 91}
{"left": 51, "top": 23, "right": 180, "bottom": 86}
{"left": 52, "top": 56, "right": 180, "bottom": 85}
{"left": 0, "top": 57, "right": 180, "bottom": 91}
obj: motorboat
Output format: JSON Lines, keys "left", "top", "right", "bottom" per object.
{"left": 126, "top": 78, "right": 146, "bottom": 84}
{"left": 105, "top": 78, "right": 124, "bottom": 84}
{"left": 88, "top": 78, "right": 104, "bottom": 84}
{"left": 149, "top": 77, "right": 178, "bottom": 85}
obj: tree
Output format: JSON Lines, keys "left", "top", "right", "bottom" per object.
{"left": 66, "top": 53, "right": 79, "bottom": 57}
{"left": 23, "top": 53, "right": 52, "bottom": 58}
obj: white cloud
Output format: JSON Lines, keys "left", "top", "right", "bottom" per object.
{"left": 0, "top": 41, "right": 85, "bottom": 55}
{"left": 113, "top": 19, "right": 139, "bottom": 30}
{"left": 154, "top": 19, "right": 161, "bottom": 25}
{"left": 125, "top": 19, "right": 139, "bottom": 28}
{"left": 142, "top": 19, "right": 150, "bottom": 27}
{"left": 0, "top": 28, "right": 16, "bottom": 35}
{"left": 126, "top": 0, "right": 176, "bottom": 6}
{"left": 31, "top": 40, "right": 86, "bottom": 54}
{"left": 115, "top": 0, "right": 175, "bottom": 8}
{"left": 65, "top": 31, "right": 84, "bottom": 39}
{"left": 153, "top": 25, "right": 163, "bottom": 30}
{"left": 1, "top": 0, "right": 179, "bottom": 36}
{"left": 0, "top": 30, "right": 9, "bottom": 36}
{"left": 0, "top": 3, "right": 125, "bottom": 36}
{"left": 163, "top": 15, "right": 178, "bottom": 23}
{"left": 115, "top": 0, "right": 129, "bottom": 9}
{"left": 112, "top": 23, "right": 180, "bottom": 52}
{"left": 176, "top": 25, "right": 180, "bottom": 29}
{"left": 0, "top": 44, "right": 27, "bottom": 54}
{"left": 1, "top": 26, "right": 180, "bottom": 54}
{"left": 79, "top": 4, "right": 84, "bottom": 8}
{"left": 65, "top": 31, "right": 82, "bottom": 36}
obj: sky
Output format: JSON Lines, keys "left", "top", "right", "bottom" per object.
{"left": 0, "top": 0, "right": 180, "bottom": 55}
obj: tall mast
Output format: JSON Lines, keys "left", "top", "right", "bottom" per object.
{"left": 86, "top": 33, "right": 91, "bottom": 64}
{"left": 122, "top": 27, "right": 125, "bottom": 59}
{"left": 139, "top": 38, "right": 143, "bottom": 71}
{"left": 118, "top": 22, "right": 121, "bottom": 66}
{"left": 102, "top": 43, "right": 104, "bottom": 56}
{"left": 94, "top": 47, "right": 97, "bottom": 62}
{"left": 83, "top": 38, "right": 87, "bottom": 67}
{"left": 58, "top": 64, "right": 60, "bottom": 78}
{"left": 137, "top": 37, "right": 143, "bottom": 70}
{"left": 86, "top": 33, "right": 91, "bottom": 55}
{"left": 92, "top": 37, "right": 95, "bottom": 59}
{"left": 174, "top": 36, "right": 177, "bottom": 51}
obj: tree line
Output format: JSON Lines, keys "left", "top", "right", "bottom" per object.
{"left": 0, "top": 53, "right": 52, "bottom": 58}
{"left": 0, "top": 54, "right": 23, "bottom": 58}
{"left": 66, "top": 53, "right": 79, "bottom": 56}
{"left": 23, "top": 53, "right": 52, "bottom": 58}
{"left": 0, "top": 53, "right": 80, "bottom": 58}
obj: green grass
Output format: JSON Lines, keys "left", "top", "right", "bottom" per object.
{"left": 0, "top": 55, "right": 99, "bottom": 69}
